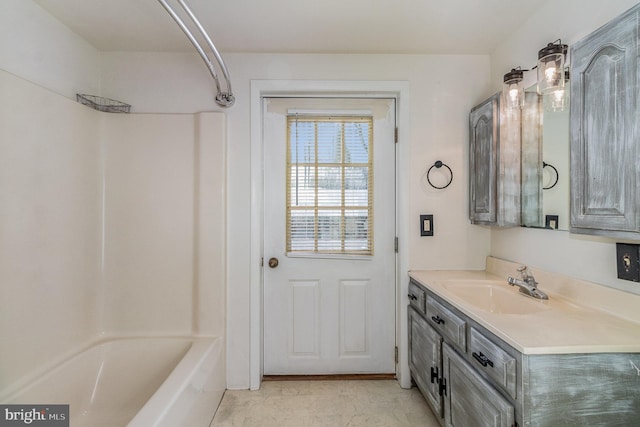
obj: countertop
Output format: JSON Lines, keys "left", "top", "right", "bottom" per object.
{"left": 409, "top": 268, "right": 640, "bottom": 355}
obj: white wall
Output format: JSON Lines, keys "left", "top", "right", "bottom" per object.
{"left": 0, "top": 70, "right": 102, "bottom": 394}
{"left": 489, "top": 0, "right": 640, "bottom": 294}
{"left": 101, "top": 113, "right": 226, "bottom": 338}
{"left": 0, "top": 0, "right": 101, "bottom": 99}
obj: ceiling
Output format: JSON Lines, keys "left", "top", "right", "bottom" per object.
{"left": 33, "top": 0, "right": 549, "bottom": 54}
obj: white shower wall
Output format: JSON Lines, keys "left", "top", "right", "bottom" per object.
{"left": 101, "top": 112, "right": 226, "bottom": 337}
{"left": 0, "top": 70, "right": 226, "bottom": 394}
{"left": 0, "top": 70, "right": 102, "bottom": 391}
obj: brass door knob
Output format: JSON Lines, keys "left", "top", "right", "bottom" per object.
{"left": 268, "top": 257, "right": 279, "bottom": 268}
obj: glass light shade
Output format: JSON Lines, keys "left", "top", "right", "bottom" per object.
{"left": 537, "top": 41, "right": 568, "bottom": 95}
{"left": 543, "top": 69, "right": 570, "bottom": 112}
{"left": 543, "top": 87, "right": 569, "bottom": 112}
{"left": 503, "top": 68, "right": 525, "bottom": 109}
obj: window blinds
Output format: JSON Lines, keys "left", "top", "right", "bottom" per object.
{"left": 286, "top": 114, "right": 374, "bottom": 255}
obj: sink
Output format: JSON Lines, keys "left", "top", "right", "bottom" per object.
{"left": 441, "top": 281, "right": 550, "bottom": 315}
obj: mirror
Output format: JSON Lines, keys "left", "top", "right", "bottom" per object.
{"left": 521, "top": 87, "right": 570, "bottom": 230}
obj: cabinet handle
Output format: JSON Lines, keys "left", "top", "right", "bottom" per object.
{"left": 408, "top": 293, "right": 417, "bottom": 301}
{"left": 430, "top": 367, "right": 438, "bottom": 383}
{"left": 431, "top": 315, "right": 445, "bottom": 325}
{"left": 438, "top": 378, "right": 447, "bottom": 397}
{"left": 472, "top": 351, "right": 494, "bottom": 368}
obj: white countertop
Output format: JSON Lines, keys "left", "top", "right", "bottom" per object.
{"left": 409, "top": 268, "right": 640, "bottom": 355}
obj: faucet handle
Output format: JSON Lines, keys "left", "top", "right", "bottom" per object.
{"left": 517, "top": 265, "right": 538, "bottom": 285}
{"left": 517, "top": 265, "right": 529, "bottom": 278}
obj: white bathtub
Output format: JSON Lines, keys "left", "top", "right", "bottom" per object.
{"left": 4, "top": 337, "right": 225, "bottom": 427}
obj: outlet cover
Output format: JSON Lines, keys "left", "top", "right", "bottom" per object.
{"left": 616, "top": 243, "right": 640, "bottom": 282}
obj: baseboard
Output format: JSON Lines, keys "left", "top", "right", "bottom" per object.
{"left": 262, "top": 373, "right": 396, "bottom": 381}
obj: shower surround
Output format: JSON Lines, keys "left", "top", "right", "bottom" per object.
{"left": 0, "top": 70, "right": 226, "bottom": 425}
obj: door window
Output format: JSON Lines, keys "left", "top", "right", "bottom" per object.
{"left": 286, "top": 115, "right": 374, "bottom": 256}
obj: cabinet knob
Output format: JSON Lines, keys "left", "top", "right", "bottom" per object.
{"left": 268, "top": 257, "right": 279, "bottom": 268}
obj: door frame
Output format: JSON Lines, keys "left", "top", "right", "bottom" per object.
{"left": 249, "top": 80, "right": 410, "bottom": 390}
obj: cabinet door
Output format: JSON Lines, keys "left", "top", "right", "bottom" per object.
{"left": 442, "top": 344, "right": 514, "bottom": 427}
{"left": 408, "top": 306, "right": 443, "bottom": 418}
{"left": 469, "top": 94, "right": 498, "bottom": 224}
{"left": 570, "top": 4, "right": 639, "bottom": 236}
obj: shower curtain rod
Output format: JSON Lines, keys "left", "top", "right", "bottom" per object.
{"left": 157, "top": 0, "right": 235, "bottom": 107}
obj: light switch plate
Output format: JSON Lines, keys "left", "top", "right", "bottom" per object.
{"left": 616, "top": 243, "right": 640, "bottom": 282}
{"left": 420, "top": 214, "right": 434, "bottom": 236}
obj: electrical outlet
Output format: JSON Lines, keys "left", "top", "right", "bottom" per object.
{"left": 616, "top": 243, "right": 640, "bottom": 282}
{"left": 420, "top": 214, "right": 434, "bottom": 236}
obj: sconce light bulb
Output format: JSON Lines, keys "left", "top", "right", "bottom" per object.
{"left": 545, "top": 63, "right": 556, "bottom": 82}
{"left": 552, "top": 89, "right": 564, "bottom": 102}
{"left": 509, "top": 87, "right": 519, "bottom": 101}
{"left": 543, "top": 87, "right": 569, "bottom": 112}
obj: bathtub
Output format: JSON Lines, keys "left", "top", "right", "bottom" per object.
{"left": 3, "top": 337, "right": 225, "bottom": 427}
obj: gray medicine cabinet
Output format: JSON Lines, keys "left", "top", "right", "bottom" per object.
{"left": 468, "top": 92, "right": 521, "bottom": 227}
{"left": 570, "top": 3, "right": 640, "bottom": 240}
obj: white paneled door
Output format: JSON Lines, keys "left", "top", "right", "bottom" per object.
{"left": 263, "top": 97, "right": 396, "bottom": 374}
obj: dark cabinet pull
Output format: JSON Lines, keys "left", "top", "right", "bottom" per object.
{"left": 430, "top": 367, "right": 438, "bottom": 383}
{"left": 472, "top": 351, "right": 494, "bottom": 368}
{"left": 431, "top": 315, "right": 445, "bottom": 325}
{"left": 438, "top": 378, "right": 447, "bottom": 396}
{"left": 408, "top": 293, "right": 418, "bottom": 301}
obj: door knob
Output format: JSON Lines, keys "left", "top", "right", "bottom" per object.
{"left": 268, "top": 257, "right": 279, "bottom": 268}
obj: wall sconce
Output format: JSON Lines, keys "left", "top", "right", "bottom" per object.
{"left": 503, "top": 67, "right": 525, "bottom": 109}
{"left": 543, "top": 68, "right": 570, "bottom": 112}
{"left": 537, "top": 40, "right": 568, "bottom": 95}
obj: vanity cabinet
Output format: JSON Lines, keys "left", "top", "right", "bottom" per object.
{"left": 469, "top": 93, "right": 520, "bottom": 227}
{"left": 442, "top": 343, "right": 514, "bottom": 427}
{"left": 408, "top": 282, "right": 517, "bottom": 426}
{"left": 408, "top": 278, "right": 640, "bottom": 426}
{"left": 408, "top": 306, "right": 443, "bottom": 418}
{"left": 570, "top": 3, "right": 640, "bottom": 239}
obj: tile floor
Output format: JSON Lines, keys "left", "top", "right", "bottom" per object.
{"left": 210, "top": 379, "right": 440, "bottom": 427}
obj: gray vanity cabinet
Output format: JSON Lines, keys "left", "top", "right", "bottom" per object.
{"left": 408, "top": 306, "right": 443, "bottom": 418}
{"left": 570, "top": 4, "right": 640, "bottom": 239}
{"left": 408, "top": 282, "right": 517, "bottom": 427}
{"left": 469, "top": 93, "right": 520, "bottom": 227}
{"left": 408, "top": 278, "right": 640, "bottom": 426}
{"left": 442, "top": 343, "right": 514, "bottom": 427}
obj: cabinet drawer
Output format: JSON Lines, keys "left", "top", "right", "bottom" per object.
{"left": 469, "top": 327, "right": 517, "bottom": 398}
{"left": 426, "top": 296, "right": 466, "bottom": 351}
{"left": 408, "top": 281, "right": 426, "bottom": 314}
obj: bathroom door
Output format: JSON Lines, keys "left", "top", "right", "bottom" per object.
{"left": 263, "top": 97, "right": 396, "bottom": 375}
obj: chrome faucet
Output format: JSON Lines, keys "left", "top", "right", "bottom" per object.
{"left": 507, "top": 266, "right": 548, "bottom": 300}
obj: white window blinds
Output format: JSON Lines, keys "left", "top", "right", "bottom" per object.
{"left": 286, "top": 114, "right": 374, "bottom": 255}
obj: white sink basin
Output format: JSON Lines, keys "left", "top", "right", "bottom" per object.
{"left": 441, "top": 281, "right": 550, "bottom": 315}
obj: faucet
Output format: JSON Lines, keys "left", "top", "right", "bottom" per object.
{"left": 507, "top": 266, "right": 548, "bottom": 300}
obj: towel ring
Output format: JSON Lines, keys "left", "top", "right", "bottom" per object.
{"left": 427, "top": 160, "right": 453, "bottom": 189}
{"left": 543, "top": 162, "right": 559, "bottom": 190}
